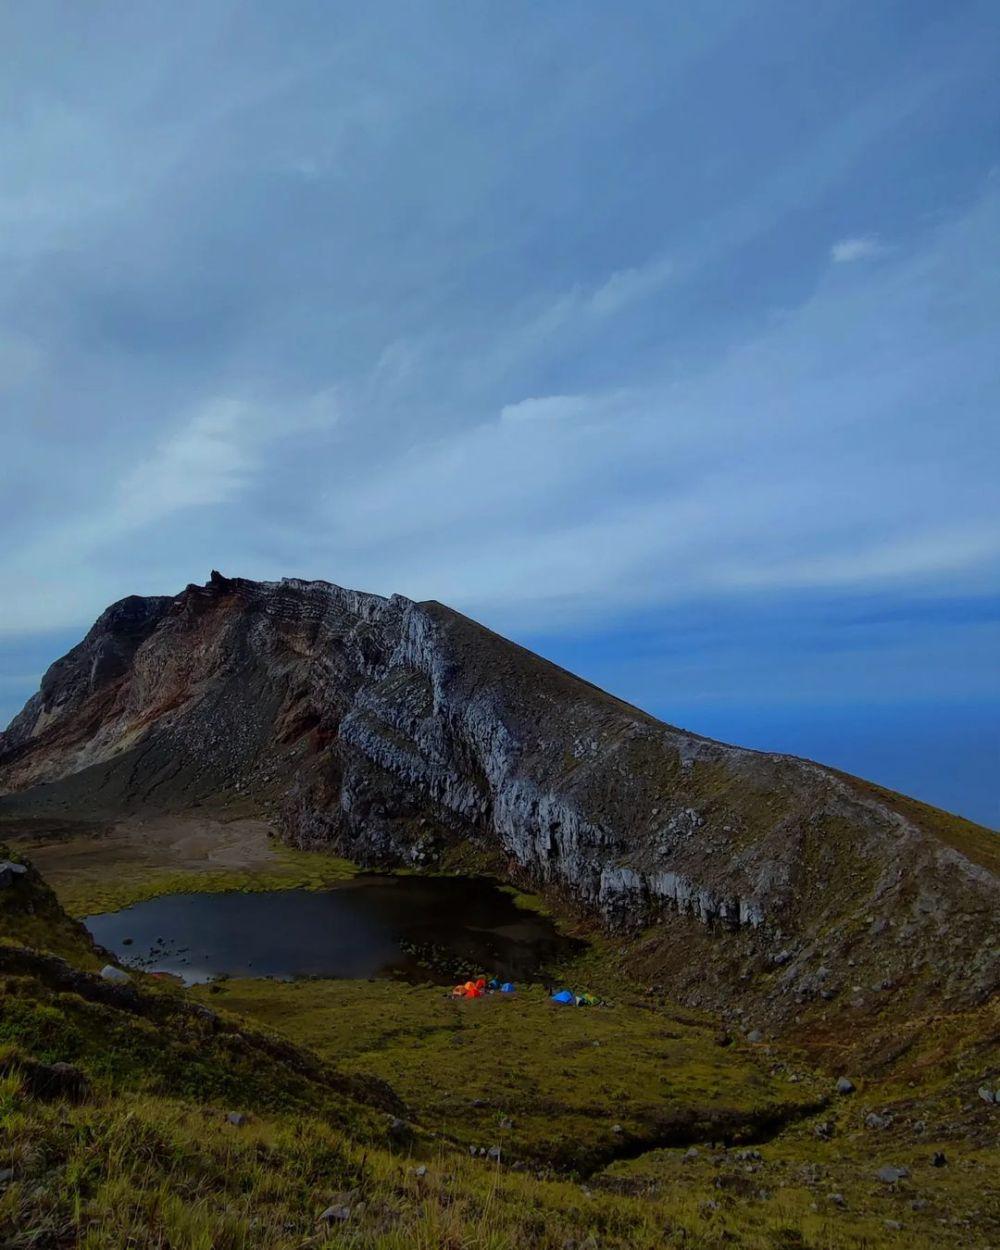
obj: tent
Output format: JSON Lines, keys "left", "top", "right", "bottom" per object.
{"left": 551, "top": 989, "right": 575, "bottom": 1004}
{"left": 500, "top": 982, "right": 516, "bottom": 994}
{"left": 452, "top": 980, "right": 484, "bottom": 999}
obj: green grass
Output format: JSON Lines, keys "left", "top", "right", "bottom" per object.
{"left": 1, "top": 846, "right": 998, "bottom": 1248}
{"left": 192, "top": 976, "right": 821, "bottom": 1171}
{"left": 53, "top": 843, "right": 360, "bottom": 918}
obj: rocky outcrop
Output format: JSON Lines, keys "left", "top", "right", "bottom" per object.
{"left": 2, "top": 572, "right": 998, "bottom": 1021}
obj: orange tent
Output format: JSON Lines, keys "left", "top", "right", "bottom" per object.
{"left": 452, "top": 980, "right": 483, "bottom": 999}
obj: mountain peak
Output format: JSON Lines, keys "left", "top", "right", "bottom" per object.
{"left": 1, "top": 575, "right": 997, "bottom": 1030}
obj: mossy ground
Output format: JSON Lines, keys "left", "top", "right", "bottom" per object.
{"left": 191, "top": 977, "right": 821, "bottom": 1172}
{"left": 0, "top": 812, "right": 359, "bottom": 918}
{"left": 56, "top": 842, "right": 359, "bottom": 918}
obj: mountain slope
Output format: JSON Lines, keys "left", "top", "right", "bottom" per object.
{"left": 1, "top": 572, "right": 997, "bottom": 1027}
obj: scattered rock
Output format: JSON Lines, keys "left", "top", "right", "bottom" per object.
{"left": 227, "top": 1112, "right": 248, "bottom": 1127}
{"left": 876, "top": 1165, "right": 909, "bottom": 1184}
{"left": 100, "top": 965, "right": 131, "bottom": 985}
{"left": 611, "top": 1124, "right": 623, "bottom": 1135}
{"left": 836, "top": 1076, "right": 855, "bottom": 1095}
{"left": 746, "top": 1030, "right": 764, "bottom": 1044}
{"left": 977, "top": 1085, "right": 996, "bottom": 1104}
{"left": 487, "top": 1145, "right": 502, "bottom": 1161}
{"left": 683, "top": 1147, "right": 699, "bottom": 1161}
{"left": 813, "top": 1121, "right": 834, "bottom": 1139}
{"left": 414, "top": 1165, "right": 427, "bottom": 1178}
{"left": 318, "top": 1205, "right": 351, "bottom": 1224}
{"left": 828, "top": 1193, "right": 846, "bottom": 1207}
{"left": 884, "top": 1220, "right": 902, "bottom": 1231}
{"left": 865, "top": 1113, "right": 892, "bottom": 1130}
{"left": 910, "top": 1198, "right": 929, "bottom": 1212}
{"left": 772, "top": 949, "right": 792, "bottom": 966}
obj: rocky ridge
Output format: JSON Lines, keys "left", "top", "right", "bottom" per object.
{"left": 1, "top": 572, "right": 997, "bottom": 1025}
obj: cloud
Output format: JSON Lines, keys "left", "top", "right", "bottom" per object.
{"left": 587, "top": 256, "right": 674, "bottom": 317}
{"left": 499, "top": 393, "right": 627, "bottom": 425}
{"left": 830, "top": 236, "right": 885, "bottom": 263}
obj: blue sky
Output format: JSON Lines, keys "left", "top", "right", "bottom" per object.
{"left": 1, "top": 2, "right": 998, "bottom": 826}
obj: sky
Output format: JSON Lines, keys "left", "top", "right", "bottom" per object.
{"left": 1, "top": 1, "right": 998, "bottom": 827}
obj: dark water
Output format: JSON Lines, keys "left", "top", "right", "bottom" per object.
{"left": 84, "top": 874, "right": 581, "bottom": 986}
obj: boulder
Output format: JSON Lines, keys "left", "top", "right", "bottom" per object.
{"left": 0, "top": 861, "right": 28, "bottom": 889}
{"left": 100, "top": 965, "right": 131, "bottom": 985}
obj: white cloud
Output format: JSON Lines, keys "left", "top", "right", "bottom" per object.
{"left": 830, "top": 235, "right": 885, "bottom": 263}
{"left": 499, "top": 393, "right": 626, "bottom": 425}
{"left": 587, "top": 255, "right": 674, "bottom": 317}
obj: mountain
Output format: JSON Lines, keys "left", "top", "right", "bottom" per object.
{"left": 2, "top": 571, "right": 997, "bottom": 1030}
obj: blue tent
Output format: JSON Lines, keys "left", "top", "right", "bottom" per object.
{"left": 500, "top": 982, "right": 516, "bottom": 993}
{"left": 551, "top": 989, "right": 574, "bottom": 1004}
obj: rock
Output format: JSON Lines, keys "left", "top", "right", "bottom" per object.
{"left": 227, "top": 1112, "right": 248, "bottom": 1127}
{"left": 0, "top": 861, "right": 28, "bottom": 889}
{"left": 499, "top": 1117, "right": 514, "bottom": 1130}
{"left": 469, "top": 1146, "right": 477, "bottom": 1157}
{"left": 611, "top": 1124, "right": 623, "bottom": 1135}
{"left": 714, "top": 1030, "right": 733, "bottom": 1047}
{"left": 100, "top": 964, "right": 131, "bottom": 985}
{"left": 683, "top": 1147, "right": 699, "bottom": 1161}
{"left": 931, "top": 1152, "right": 947, "bottom": 1168}
{"left": 773, "top": 949, "right": 792, "bottom": 966}
{"left": 828, "top": 1193, "right": 846, "bottom": 1207}
{"left": 977, "top": 1085, "right": 995, "bottom": 1104}
{"left": 836, "top": 1077, "right": 855, "bottom": 1094}
{"left": 746, "top": 1030, "right": 764, "bottom": 1044}
{"left": 884, "top": 1220, "right": 902, "bottom": 1231}
{"left": 865, "top": 1113, "right": 892, "bottom": 1130}
{"left": 318, "top": 1205, "right": 351, "bottom": 1223}
{"left": 487, "top": 1145, "right": 501, "bottom": 1161}
{"left": 876, "top": 1165, "right": 909, "bottom": 1184}
{"left": 414, "top": 1165, "right": 427, "bottom": 1178}
{"left": 910, "top": 1198, "right": 929, "bottom": 1212}
{"left": 0, "top": 1055, "right": 89, "bottom": 1103}
{"left": 813, "top": 1121, "right": 834, "bottom": 1139}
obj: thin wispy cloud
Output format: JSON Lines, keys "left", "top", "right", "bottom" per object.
{"left": 830, "top": 235, "right": 886, "bottom": 263}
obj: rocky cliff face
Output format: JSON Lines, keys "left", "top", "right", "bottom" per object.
{"left": 2, "top": 572, "right": 997, "bottom": 1023}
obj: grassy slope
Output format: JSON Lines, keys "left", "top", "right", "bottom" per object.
{"left": 1, "top": 847, "right": 998, "bottom": 1248}
{"left": 192, "top": 978, "right": 822, "bottom": 1172}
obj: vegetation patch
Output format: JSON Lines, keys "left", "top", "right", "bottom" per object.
{"left": 193, "top": 975, "right": 823, "bottom": 1172}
